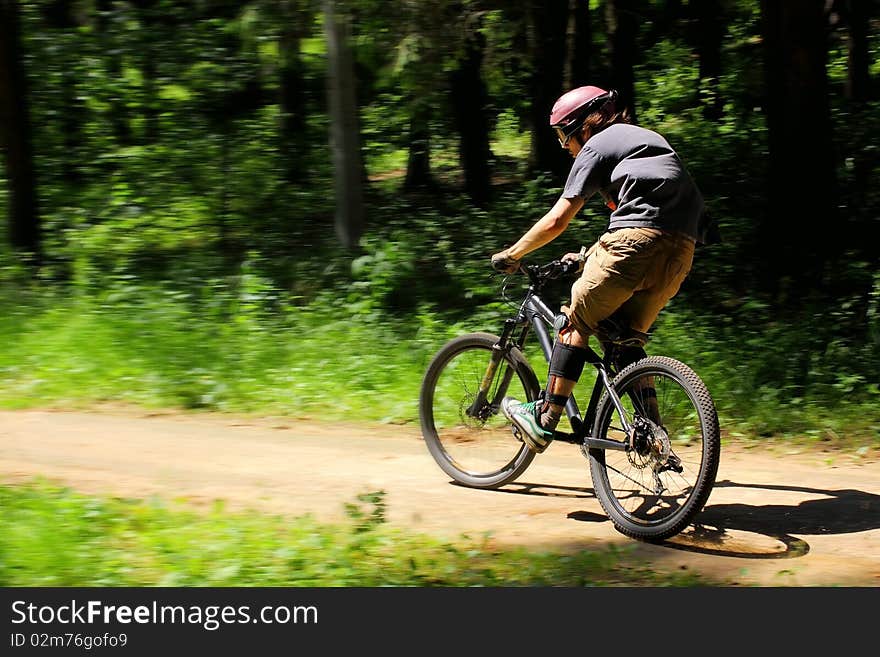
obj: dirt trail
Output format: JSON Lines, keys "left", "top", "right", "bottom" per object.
{"left": 1, "top": 408, "right": 878, "bottom": 586}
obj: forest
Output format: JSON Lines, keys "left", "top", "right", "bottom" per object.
{"left": 0, "top": 0, "right": 878, "bottom": 443}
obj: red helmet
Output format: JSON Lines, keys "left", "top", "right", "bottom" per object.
{"left": 549, "top": 86, "right": 616, "bottom": 146}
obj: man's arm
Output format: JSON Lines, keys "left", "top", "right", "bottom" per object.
{"left": 504, "top": 195, "right": 585, "bottom": 260}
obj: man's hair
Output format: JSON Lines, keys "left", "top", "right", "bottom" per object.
{"left": 578, "top": 103, "right": 632, "bottom": 141}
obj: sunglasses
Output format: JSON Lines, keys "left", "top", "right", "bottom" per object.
{"left": 553, "top": 126, "right": 571, "bottom": 147}
{"left": 554, "top": 123, "right": 586, "bottom": 148}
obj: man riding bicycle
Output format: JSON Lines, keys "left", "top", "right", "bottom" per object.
{"left": 490, "top": 85, "right": 718, "bottom": 453}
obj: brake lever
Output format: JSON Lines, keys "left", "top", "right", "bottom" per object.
{"left": 539, "top": 258, "right": 579, "bottom": 279}
{"left": 560, "top": 258, "right": 580, "bottom": 276}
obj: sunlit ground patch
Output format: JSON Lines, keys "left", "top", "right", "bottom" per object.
{"left": 665, "top": 525, "right": 809, "bottom": 559}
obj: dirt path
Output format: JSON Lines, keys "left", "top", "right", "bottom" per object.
{"left": 1, "top": 407, "right": 878, "bottom": 586}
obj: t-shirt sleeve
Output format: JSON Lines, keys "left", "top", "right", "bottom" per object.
{"left": 562, "top": 147, "right": 604, "bottom": 201}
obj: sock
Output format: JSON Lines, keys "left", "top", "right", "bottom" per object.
{"left": 538, "top": 389, "right": 570, "bottom": 432}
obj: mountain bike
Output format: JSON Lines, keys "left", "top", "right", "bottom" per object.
{"left": 418, "top": 256, "right": 720, "bottom": 541}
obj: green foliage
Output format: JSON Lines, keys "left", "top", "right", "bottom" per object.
{"left": 344, "top": 491, "right": 388, "bottom": 534}
{"left": 1, "top": 1, "right": 877, "bottom": 444}
{"left": 0, "top": 482, "right": 712, "bottom": 586}
{"left": 650, "top": 309, "right": 880, "bottom": 444}
{"left": 0, "top": 267, "right": 877, "bottom": 444}
{"left": 4, "top": 0, "right": 877, "bottom": 596}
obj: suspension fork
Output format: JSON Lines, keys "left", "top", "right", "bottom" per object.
{"left": 465, "top": 318, "right": 523, "bottom": 418}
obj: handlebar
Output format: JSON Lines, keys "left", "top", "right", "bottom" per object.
{"left": 521, "top": 257, "right": 581, "bottom": 287}
{"left": 495, "top": 254, "right": 582, "bottom": 310}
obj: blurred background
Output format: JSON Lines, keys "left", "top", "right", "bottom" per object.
{"left": 0, "top": 0, "right": 877, "bottom": 443}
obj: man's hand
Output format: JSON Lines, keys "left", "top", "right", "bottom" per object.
{"left": 490, "top": 250, "right": 520, "bottom": 274}
{"left": 561, "top": 245, "right": 588, "bottom": 272}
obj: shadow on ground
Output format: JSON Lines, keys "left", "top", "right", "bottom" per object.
{"left": 487, "top": 479, "right": 880, "bottom": 560}
{"left": 664, "top": 481, "right": 880, "bottom": 559}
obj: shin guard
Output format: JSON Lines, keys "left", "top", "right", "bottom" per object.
{"left": 548, "top": 342, "right": 589, "bottom": 384}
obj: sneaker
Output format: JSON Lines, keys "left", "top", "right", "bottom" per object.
{"left": 501, "top": 397, "right": 555, "bottom": 453}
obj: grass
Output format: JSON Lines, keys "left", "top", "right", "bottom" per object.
{"left": 0, "top": 284, "right": 873, "bottom": 589}
{"left": 0, "top": 285, "right": 877, "bottom": 452}
{"left": 0, "top": 482, "right": 715, "bottom": 586}
{"left": 0, "top": 289, "right": 451, "bottom": 422}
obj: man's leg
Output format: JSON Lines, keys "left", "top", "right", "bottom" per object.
{"left": 612, "top": 233, "right": 695, "bottom": 426}
{"left": 501, "top": 323, "right": 589, "bottom": 453}
{"left": 614, "top": 341, "right": 660, "bottom": 424}
{"left": 538, "top": 324, "right": 589, "bottom": 431}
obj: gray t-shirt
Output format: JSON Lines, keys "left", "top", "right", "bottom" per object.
{"left": 562, "top": 123, "right": 713, "bottom": 244}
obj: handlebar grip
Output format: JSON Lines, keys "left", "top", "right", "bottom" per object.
{"left": 536, "top": 258, "right": 578, "bottom": 280}
{"left": 522, "top": 256, "right": 582, "bottom": 285}
{"left": 491, "top": 253, "right": 520, "bottom": 273}
{"left": 560, "top": 259, "right": 579, "bottom": 276}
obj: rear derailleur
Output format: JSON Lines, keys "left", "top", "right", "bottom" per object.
{"left": 628, "top": 416, "right": 683, "bottom": 494}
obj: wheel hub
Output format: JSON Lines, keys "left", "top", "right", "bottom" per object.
{"left": 627, "top": 417, "right": 672, "bottom": 468}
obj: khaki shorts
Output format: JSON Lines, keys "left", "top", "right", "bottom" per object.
{"left": 565, "top": 227, "right": 695, "bottom": 337}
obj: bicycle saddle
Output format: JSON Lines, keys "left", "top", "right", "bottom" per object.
{"left": 596, "top": 316, "right": 651, "bottom": 347}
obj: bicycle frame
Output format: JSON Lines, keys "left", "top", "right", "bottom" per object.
{"left": 425, "top": 259, "right": 721, "bottom": 539}
{"left": 473, "top": 277, "right": 630, "bottom": 453}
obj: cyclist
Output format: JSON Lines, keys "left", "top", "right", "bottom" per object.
{"left": 490, "top": 85, "right": 717, "bottom": 453}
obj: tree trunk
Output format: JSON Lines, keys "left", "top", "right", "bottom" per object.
{"left": 844, "top": 0, "right": 871, "bottom": 102}
{"left": 528, "top": 0, "right": 569, "bottom": 178}
{"left": 323, "top": 0, "right": 364, "bottom": 250}
{"left": 644, "top": 0, "right": 683, "bottom": 49}
{"left": 96, "top": 0, "right": 132, "bottom": 145}
{"left": 450, "top": 17, "right": 492, "bottom": 207}
{"left": 565, "top": 0, "right": 592, "bottom": 89}
{"left": 696, "top": 0, "right": 724, "bottom": 120}
{"left": 280, "top": 0, "right": 307, "bottom": 181}
{"left": 404, "top": 100, "right": 432, "bottom": 191}
{"left": 760, "top": 0, "right": 836, "bottom": 296}
{"left": 134, "top": 0, "right": 159, "bottom": 144}
{"left": 45, "top": 0, "right": 85, "bottom": 182}
{"left": 835, "top": 0, "right": 875, "bottom": 216}
{"left": 836, "top": 0, "right": 877, "bottom": 332}
{"left": 606, "top": 0, "right": 638, "bottom": 121}
{"left": 0, "top": 0, "right": 41, "bottom": 261}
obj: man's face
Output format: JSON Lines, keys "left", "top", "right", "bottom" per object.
{"left": 564, "top": 137, "right": 583, "bottom": 158}
{"left": 554, "top": 125, "right": 585, "bottom": 158}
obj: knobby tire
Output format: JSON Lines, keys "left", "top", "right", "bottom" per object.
{"left": 588, "top": 356, "right": 720, "bottom": 541}
{"left": 419, "top": 332, "right": 540, "bottom": 489}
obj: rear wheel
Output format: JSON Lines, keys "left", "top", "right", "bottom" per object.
{"left": 588, "top": 356, "right": 720, "bottom": 541}
{"left": 419, "top": 332, "right": 540, "bottom": 489}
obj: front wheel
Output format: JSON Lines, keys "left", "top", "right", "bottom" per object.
{"left": 588, "top": 356, "right": 720, "bottom": 541}
{"left": 419, "top": 332, "right": 540, "bottom": 489}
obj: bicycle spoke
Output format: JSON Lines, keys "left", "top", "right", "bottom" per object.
{"left": 604, "top": 462, "right": 658, "bottom": 496}
{"left": 421, "top": 335, "right": 536, "bottom": 488}
{"left": 589, "top": 357, "right": 719, "bottom": 540}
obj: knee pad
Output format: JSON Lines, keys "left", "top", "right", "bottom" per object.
{"left": 548, "top": 341, "right": 589, "bottom": 382}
